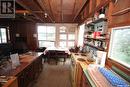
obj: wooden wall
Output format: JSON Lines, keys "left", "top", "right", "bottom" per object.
{"left": 106, "top": 0, "right": 130, "bottom": 75}
{"left": 0, "top": 20, "right": 78, "bottom": 50}
{"left": 77, "top": 0, "right": 130, "bottom": 80}
{"left": 108, "top": 0, "right": 130, "bottom": 28}
{"left": 0, "top": 20, "right": 38, "bottom": 50}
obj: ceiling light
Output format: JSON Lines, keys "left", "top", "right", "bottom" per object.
{"left": 44, "top": 13, "right": 47, "bottom": 18}
{"left": 23, "top": 12, "right": 26, "bottom": 16}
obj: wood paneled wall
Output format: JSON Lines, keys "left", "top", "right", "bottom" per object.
{"left": 0, "top": 20, "right": 78, "bottom": 50}
{"left": 77, "top": 0, "right": 130, "bottom": 79}
{"left": 13, "top": 21, "right": 38, "bottom": 50}
{"left": 0, "top": 20, "right": 37, "bottom": 50}
{"left": 108, "top": 0, "right": 130, "bottom": 28}
{"left": 106, "top": 0, "right": 130, "bottom": 75}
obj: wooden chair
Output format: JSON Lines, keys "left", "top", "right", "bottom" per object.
{"left": 46, "top": 50, "right": 58, "bottom": 64}
{"left": 55, "top": 51, "right": 67, "bottom": 62}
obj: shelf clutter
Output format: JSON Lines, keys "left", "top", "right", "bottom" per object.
{"left": 83, "top": 18, "right": 108, "bottom": 57}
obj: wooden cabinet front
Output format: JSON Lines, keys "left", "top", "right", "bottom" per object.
{"left": 17, "top": 56, "right": 43, "bottom": 87}
{"left": 81, "top": 72, "right": 93, "bottom": 87}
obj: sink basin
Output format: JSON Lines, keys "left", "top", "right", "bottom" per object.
{"left": 77, "top": 58, "right": 86, "bottom": 62}
{"left": 81, "top": 53, "right": 87, "bottom": 56}
{"left": 75, "top": 53, "right": 80, "bottom": 55}
{"left": 87, "top": 58, "right": 95, "bottom": 62}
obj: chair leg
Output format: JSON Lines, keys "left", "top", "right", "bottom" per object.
{"left": 64, "top": 58, "right": 66, "bottom": 62}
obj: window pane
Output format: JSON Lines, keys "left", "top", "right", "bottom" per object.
{"left": 38, "top": 26, "right": 46, "bottom": 33}
{"left": 60, "top": 26, "right": 66, "bottom": 33}
{"left": 39, "top": 41, "right": 55, "bottom": 47}
{"left": 47, "top": 26, "right": 56, "bottom": 33}
{"left": 59, "top": 41, "right": 66, "bottom": 47}
{"left": 78, "top": 24, "right": 85, "bottom": 46}
{"left": 68, "top": 41, "right": 75, "bottom": 47}
{"left": 68, "top": 34, "right": 75, "bottom": 40}
{"left": 60, "top": 34, "right": 67, "bottom": 40}
{"left": 1, "top": 28, "right": 7, "bottom": 43}
{"left": 38, "top": 34, "right": 46, "bottom": 40}
{"left": 0, "top": 36, "right": 1, "bottom": 43}
{"left": 46, "top": 33, "right": 55, "bottom": 41}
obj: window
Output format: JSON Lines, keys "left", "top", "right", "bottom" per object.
{"left": 37, "top": 24, "right": 77, "bottom": 48}
{"left": 78, "top": 24, "right": 85, "bottom": 46}
{"left": 108, "top": 26, "right": 130, "bottom": 68}
{"left": 59, "top": 41, "right": 66, "bottom": 47}
{"left": 0, "top": 28, "right": 7, "bottom": 43}
{"left": 59, "top": 33, "right": 75, "bottom": 48}
{"left": 68, "top": 41, "right": 75, "bottom": 47}
{"left": 68, "top": 34, "right": 75, "bottom": 47}
{"left": 59, "top": 34, "right": 67, "bottom": 47}
{"left": 60, "top": 26, "right": 66, "bottom": 33}
{"left": 59, "top": 26, "right": 75, "bottom": 48}
{"left": 60, "top": 34, "right": 67, "bottom": 40}
{"left": 68, "top": 34, "right": 75, "bottom": 40}
{"left": 37, "top": 26, "right": 56, "bottom": 47}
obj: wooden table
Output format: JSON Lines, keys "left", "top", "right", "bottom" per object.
{"left": 44, "top": 47, "right": 70, "bottom": 62}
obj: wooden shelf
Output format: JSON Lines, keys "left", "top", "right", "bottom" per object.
{"left": 86, "top": 23, "right": 94, "bottom": 27}
{"left": 84, "top": 37, "right": 106, "bottom": 41}
{"left": 81, "top": 0, "right": 110, "bottom": 23}
{"left": 93, "top": 18, "right": 107, "bottom": 23}
{"left": 84, "top": 31, "right": 93, "bottom": 33}
{"left": 86, "top": 18, "right": 107, "bottom": 26}
{"left": 84, "top": 43, "right": 104, "bottom": 51}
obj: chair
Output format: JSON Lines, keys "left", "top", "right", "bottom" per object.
{"left": 55, "top": 51, "right": 67, "bottom": 62}
{"left": 35, "top": 47, "right": 46, "bottom": 52}
{"left": 46, "top": 50, "right": 58, "bottom": 64}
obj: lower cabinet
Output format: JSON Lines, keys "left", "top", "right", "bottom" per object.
{"left": 81, "top": 73, "right": 90, "bottom": 87}
{"left": 17, "top": 57, "right": 43, "bottom": 87}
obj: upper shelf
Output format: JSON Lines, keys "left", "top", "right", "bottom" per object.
{"left": 93, "top": 18, "right": 107, "bottom": 23}
{"left": 84, "top": 43, "right": 104, "bottom": 51}
{"left": 86, "top": 18, "right": 107, "bottom": 26}
{"left": 84, "top": 37, "right": 106, "bottom": 41}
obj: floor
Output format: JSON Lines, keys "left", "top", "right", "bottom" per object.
{"left": 32, "top": 58, "right": 72, "bottom": 87}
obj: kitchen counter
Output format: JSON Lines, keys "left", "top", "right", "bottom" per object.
{"left": 0, "top": 52, "right": 43, "bottom": 87}
{"left": 71, "top": 53, "right": 95, "bottom": 87}
{"left": 71, "top": 53, "right": 95, "bottom": 68}
{"left": 0, "top": 76, "right": 18, "bottom": 87}
{"left": 71, "top": 53, "right": 130, "bottom": 87}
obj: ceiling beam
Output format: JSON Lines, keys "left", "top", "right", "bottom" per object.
{"left": 73, "top": 0, "right": 88, "bottom": 22}
{"left": 16, "top": 0, "right": 44, "bottom": 22}
{"left": 16, "top": 10, "right": 30, "bottom": 14}
{"left": 61, "top": 0, "right": 63, "bottom": 22}
{"left": 35, "top": 0, "right": 54, "bottom": 22}
{"left": 72, "top": 0, "right": 77, "bottom": 15}
{"left": 47, "top": 0, "right": 55, "bottom": 22}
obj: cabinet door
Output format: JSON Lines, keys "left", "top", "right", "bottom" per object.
{"left": 76, "top": 63, "right": 83, "bottom": 87}
{"left": 17, "top": 72, "right": 26, "bottom": 87}
{"left": 81, "top": 73, "right": 90, "bottom": 87}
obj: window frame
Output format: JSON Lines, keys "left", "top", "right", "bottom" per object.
{"left": 108, "top": 26, "right": 130, "bottom": 68}
{"left": 37, "top": 25, "right": 56, "bottom": 47}
{"left": 0, "top": 27, "right": 8, "bottom": 44}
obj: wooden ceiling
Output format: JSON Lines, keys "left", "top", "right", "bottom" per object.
{"left": 16, "top": 0, "right": 88, "bottom": 23}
